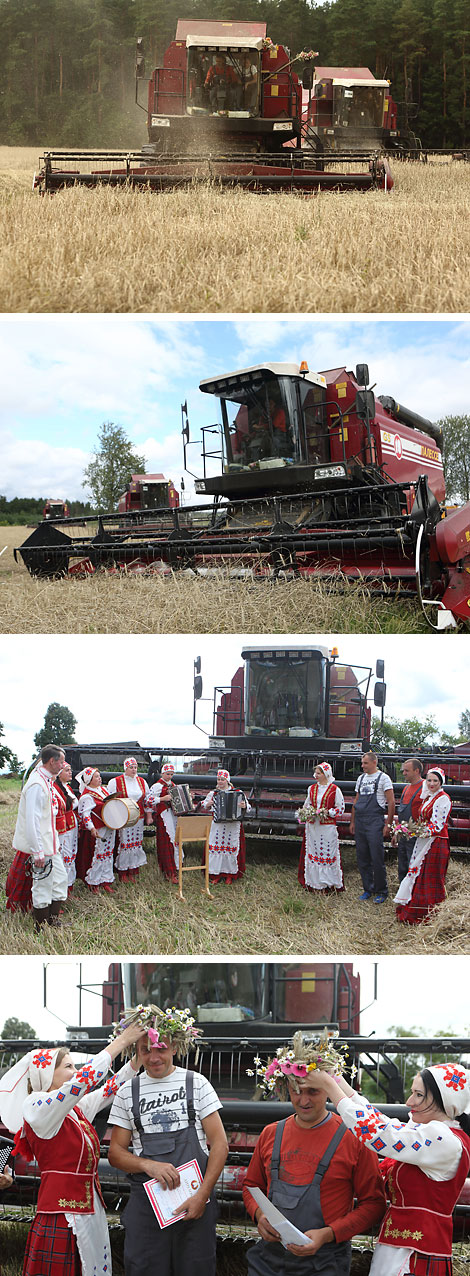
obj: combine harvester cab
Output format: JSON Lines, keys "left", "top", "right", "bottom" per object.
{"left": 16, "top": 359, "right": 470, "bottom": 628}
{"left": 301, "top": 64, "right": 398, "bottom": 155}
{"left": 34, "top": 20, "right": 392, "bottom": 194}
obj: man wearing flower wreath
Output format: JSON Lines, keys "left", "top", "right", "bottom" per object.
{"left": 108, "top": 1004, "right": 228, "bottom": 1275}
{"left": 242, "top": 1031, "right": 385, "bottom": 1274}
{"left": 350, "top": 751, "right": 395, "bottom": 905}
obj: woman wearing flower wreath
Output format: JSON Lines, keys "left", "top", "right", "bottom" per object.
{"left": 201, "top": 768, "right": 251, "bottom": 883}
{"left": 394, "top": 767, "right": 451, "bottom": 925}
{"left": 297, "top": 763, "right": 345, "bottom": 893}
{"left": 0, "top": 1022, "right": 147, "bottom": 1276}
{"left": 309, "top": 1060, "right": 470, "bottom": 1276}
{"left": 243, "top": 1031, "right": 385, "bottom": 1275}
{"left": 76, "top": 767, "right": 115, "bottom": 895}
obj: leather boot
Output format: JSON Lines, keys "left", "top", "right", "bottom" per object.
{"left": 32, "top": 906, "right": 49, "bottom": 933}
{"left": 48, "top": 899, "right": 62, "bottom": 927}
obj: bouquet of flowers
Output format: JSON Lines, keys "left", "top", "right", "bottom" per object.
{"left": 407, "top": 818, "right": 430, "bottom": 838}
{"left": 247, "top": 1029, "right": 354, "bottom": 1100}
{"left": 317, "top": 806, "right": 339, "bottom": 824}
{"left": 296, "top": 805, "right": 317, "bottom": 824}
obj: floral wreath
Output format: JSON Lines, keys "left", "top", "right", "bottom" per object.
{"left": 110, "top": 1003, "right": 203, "bottom": 1060}
{"left": 247, "top": 1028, "right": 353, "bottom": 1100}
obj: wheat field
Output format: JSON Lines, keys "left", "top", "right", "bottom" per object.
{"left": 0, "top": 147, "right": 469, "bottom": 313}
{"left": 0, "top": 525, "right": 432, "bottom": 633}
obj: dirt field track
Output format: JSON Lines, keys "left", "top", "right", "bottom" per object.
{"left": 1, "top": 147, "right": 469, "bottom": 313}
{"left": 0, "top": 525, "right": 431, "bottom": 633}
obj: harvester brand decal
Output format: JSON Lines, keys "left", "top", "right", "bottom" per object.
{"left": 335, "top": 382, "right": 347, "bottom": 398}
{"left": 380, "top": 430, "right": 442, "bottom": 472}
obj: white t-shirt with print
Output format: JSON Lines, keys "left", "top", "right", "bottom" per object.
{"left": 108, "top": 1066, "right": 222, "bottom": 1156}
{"left": 355, "top": 770, "right": 393, "bottom": 810}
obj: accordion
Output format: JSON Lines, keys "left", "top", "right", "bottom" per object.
{"left": 170, "top": 783, "right": 194, "bottom": 815}
{"left": 213, "top": 789, "right": 243, "bottom": 822}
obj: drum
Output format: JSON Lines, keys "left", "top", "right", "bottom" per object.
{"left": 101, "top": 796, "right": 141, "bottom": 829}
{"left": 170, "top": 784, "right": 194, "bottom": 815}
{"left": 212, "top": 789, "right": 243, "bottom": 822}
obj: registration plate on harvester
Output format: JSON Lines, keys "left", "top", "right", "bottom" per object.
{"left": 273, "top": 122, "right": 292, "bottom": 131}
{"left": 151, "top": 117, "right": 170, "bottom": 127}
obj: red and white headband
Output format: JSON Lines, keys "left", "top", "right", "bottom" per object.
{"left": 76, "top": 766, "right": 99, "bottom": 793}
{"left": 316, "top": 762, "right": 333, "bottom": 782}
{"left": 0, "top": 1047, "right": 61, "bottom": 1133}
{"left": 217, "top": 769, "right": 230, "bottom": 781}
{"left": 124, "top": 757, "right": 138, "bottom": 769}
{"left": 161, "top": 764, "right": 175, "bottom": 775}
{"left": 427, "top": 767, "right": 445, "bottom": 785}
{"left": 428, "top": 1064, "right": 470, "bottom": 1119}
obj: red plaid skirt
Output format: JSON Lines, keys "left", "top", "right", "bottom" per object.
{"left": 410, "top": 1256, "right": 452, "bottom": 1276}
{"left": 396, "top": 834, "right": 449, "bottom": 925}
{"left": 5, "top": 850, "right": 32, "bottom": 913}
{"left": 23, "top": 1213, "right": 81, "bottom": 1275}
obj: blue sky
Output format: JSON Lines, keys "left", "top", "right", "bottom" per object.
{"left": 2, "top": 316, "right": 470, "bottom": 500}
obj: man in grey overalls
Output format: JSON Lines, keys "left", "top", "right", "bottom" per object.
{"left": 395, "top": 757, "right": 424, "bottom": 881}
{"left": 350, "top": 751, "right": 395, "bottom": 904}
{"left": 108, "top": 1005, "right": 228, "bottom": 1276}
{"left": 243, "top": 1035, "right": 385, "bottom": 1275}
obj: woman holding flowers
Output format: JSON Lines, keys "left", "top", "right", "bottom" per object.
{"left": 297, "top": 763, "right": 345, "bottom": 893}
{"left": 310, "top": 1061, "right": 470, "bottom": 1276}
{"left": 0, "top": 1022, "right": 146, "bottom": 1276}
{"left": 394, "top": 767, "right": 451, "bottom": 925}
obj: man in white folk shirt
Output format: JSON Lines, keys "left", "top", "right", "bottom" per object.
{"left": 9, "top": 743, "right": 69, "bottom": 930}
{"left": 108, "top": 1005, "right": 228, "bottom": 1276}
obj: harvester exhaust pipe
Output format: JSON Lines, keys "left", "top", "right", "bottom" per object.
{"left": 379, "top": 397, "right": 443, "bottom": 450}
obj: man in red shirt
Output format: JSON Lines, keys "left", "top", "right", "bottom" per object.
{"left": 243, "top": 1044, "right": 385, "bottom": 1274}
{"left": 205, "top": 54, "right": 240, "bottom": 110}
{"left": 396, "top": 757, "right": 425, "bottom": 881}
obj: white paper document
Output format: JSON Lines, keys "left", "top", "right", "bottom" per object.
{"left": 143, "top": 1159, "right": 203, "bottom": 1228}
{"left": 248, "top": 1187, "right": 311, "bottom": 1248}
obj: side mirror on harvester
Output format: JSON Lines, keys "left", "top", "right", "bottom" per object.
{"left": 355, "top": 389, "right": 376, "bottom": 420}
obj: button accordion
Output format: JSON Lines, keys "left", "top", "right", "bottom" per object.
{"left": 212, "top": 789, "right": 244, "bottom": 822}
{"left": 170, "top": 783, "right": 194, "bottom": 815}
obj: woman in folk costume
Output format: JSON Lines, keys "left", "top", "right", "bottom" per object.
{"left": 146, "top": 763, "right": 181, "bottom": 883}
{"left": 106, "top": 757, "right": 151, "bottom": 883}
{"left": 76, "top": 768, "right": 115, "bottom": 895}
{"left": 311, "top": 1061, "right": 470, "bottom": 1276}
{"left": 395, "top": 767, "right": 451, "bottom": 925}
{"left": 54, "top": 762, "right": 79, "bottom": 895}
{"left": 202, "top": 769, "right": 250, "bottom": 883}
{"left": 0, "top": 1022, "right": 147, "bottom": 1276}
{"left": 297, "top": 762, "right": 345, "bottom": 892}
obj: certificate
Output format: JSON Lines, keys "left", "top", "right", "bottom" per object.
{"left": 143, "top": 1159, "right": 203, "bottom": 1228}
{"left": 247, "top": 1186, "right": 311, "bottom": 1248}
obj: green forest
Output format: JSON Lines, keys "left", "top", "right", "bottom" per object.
{"left": 0, "top": 0, "right": 468, "bottom": 149}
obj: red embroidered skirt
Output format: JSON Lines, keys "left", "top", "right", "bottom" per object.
{"left": 396, "top": 834, "right": 449, "bottom": 925}
{"left": 23, "top": 1213, "right": 81, "bottom": 1275}
{"left": 6, "top": 850, "right": 32, "bottom": 913}
{"left": 75, "top": 830, "right": 95, "bottom": 881}
{"left": 202, "top": 825, "right": 246, "bottom": 882}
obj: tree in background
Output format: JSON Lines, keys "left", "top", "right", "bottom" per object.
{"left": 439, "top": 415, "right": 470, "bottom": 503}
{"left": 459, "top": 709, "right": 470, "bottom": 738}
{"left": 34, "top": 703, "right": 77, "bottom": 750}
{"left": 0, "top": 722, "right": 22, "bottom": 774}
{"left": 83, "top": 422, "right": 146, "bottom": 511}
{"left": 371, "top": 713, "right": 446, "bottom": 752}
{"left": 1, "top": 1016, "right": 37, "bottom": 1040}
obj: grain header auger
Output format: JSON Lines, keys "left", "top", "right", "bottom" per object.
{"left": 33, "top": 20, "right": 393, "bottom": 195}
{"left": 16, "top": 359, "right": 470, "bottom": 629}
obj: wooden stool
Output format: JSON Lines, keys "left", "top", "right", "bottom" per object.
{"left": 175, "top": 813, "right": 213, "bottom": 901}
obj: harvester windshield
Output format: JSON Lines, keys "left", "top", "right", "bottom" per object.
{"left": 203, "top": 367, "right": 329, "bottom": 470}
{"left": 187, "top": 42, "right": 261, "bottom": 116}
{"left": 124, "top": 962, "right": 267, "bottom": 1022}
{"left": 333, "top": 83, "right": 385, "bottom": 129}
{"left": 244, "top": 648, "right": 327, "bottom": 736}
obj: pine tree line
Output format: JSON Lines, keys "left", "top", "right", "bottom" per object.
{"left": 0, "top": 0, "right": 468, "bottom": 148}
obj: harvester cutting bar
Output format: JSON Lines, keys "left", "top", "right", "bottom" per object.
{"left": 35, "top": 149, "right": 392, "bottom": 193}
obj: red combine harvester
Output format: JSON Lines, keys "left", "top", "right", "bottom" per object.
{"left": 16, "top": 358, "right": 470, "bottom": 629}
{"left": 33, "top": 20, "right": 392, "bottom": 194}
{"left": 301, "top": 65, "right": 399, "bottom": 154}
{"left": 43, "top": 498, "right": 69, "bottom": 519}
{"left": 117, "top": 473, "right": 179, "bottom": 516}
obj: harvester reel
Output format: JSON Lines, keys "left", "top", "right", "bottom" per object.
{"left": 414, "top": 524, "right": 457, "bottom": 631}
